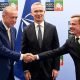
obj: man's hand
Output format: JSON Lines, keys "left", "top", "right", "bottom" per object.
{"left": 23, "top": 53, "right": 35, "bottom": 63}
{"left": 24, "top": 70, "right": 31, "bottom": 80}
{"left": 52, "top": 69, "right": 59, "bottom": 80}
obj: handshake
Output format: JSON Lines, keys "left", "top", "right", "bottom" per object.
{"left": 22, "top": 53, "right": 38, "bottom": 63}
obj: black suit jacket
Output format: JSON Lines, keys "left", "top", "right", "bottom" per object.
{"left": 0, "top": 21, "right": 20, "bottom": 80}
{"left": 21, "top": 22, "right": 60, "bottom": 80}
{"left": 39, "top": 36, "right": 80, "bottom": 80}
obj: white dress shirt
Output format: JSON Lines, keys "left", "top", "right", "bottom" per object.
{"left": 34, "top": 21, "right": 44, "bottom": 40}
{"left": 75, "top": 36, "right": 80, "bottom": 44}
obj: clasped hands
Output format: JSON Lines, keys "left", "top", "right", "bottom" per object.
{"left": 22, "top": 53, "right": 37, "bottom": 63}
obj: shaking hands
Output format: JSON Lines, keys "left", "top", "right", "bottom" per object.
{"left": 22, "top": 53, "right": 38, "bottom": 63}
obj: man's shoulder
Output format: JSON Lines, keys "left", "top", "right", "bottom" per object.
{"left": 66, "top": 35, "right": 75, "bottom": 44}
{"left": 45, "top": 21, "right": 56, "bottom": 28}
{"left": 23, "top": 22, "right": 34, "bottom": 32}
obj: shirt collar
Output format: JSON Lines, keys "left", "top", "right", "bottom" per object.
{"left": 75, "top": 36, "right": 80, "bottom": 39}
{"left": 34, "top": 21, "right": 44, "bottom": 28}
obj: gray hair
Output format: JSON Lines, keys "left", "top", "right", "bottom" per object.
{"left": 71, "top": 15, "right": 80, "bottom": 24}
{"left": 31, "top": 2, "right": 45, "bottom": 11}
{"left": 2, "top": 4, "right": 17, "bottom": 16}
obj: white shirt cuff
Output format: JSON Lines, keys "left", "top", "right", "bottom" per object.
{"left": 36, "top": 55, "right": 39, "bottom": 60}
{"left": 20, "top": 54, "right": 23, "bottom": 60}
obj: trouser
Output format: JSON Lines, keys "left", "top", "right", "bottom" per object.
{"left": 8, "top": 66, "right": 14, "bottom": 80}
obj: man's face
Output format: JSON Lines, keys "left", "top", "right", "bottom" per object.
{"left": 3, "top": 10, "right": 18, "bottom": 28}
{"left": 31, "top": 5, "right": 45, "bottom": 23}
{"left": 69, "top": 17, "right": 80, "bottom": 36}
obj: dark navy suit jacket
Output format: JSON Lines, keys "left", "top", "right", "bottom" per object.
{"left": 22, "top": 22, "right": 60, "bottom": 80}
{"left": 39, "top": 36, "right": 80, "bottom": 80}
{"left": 0, "top": 21, "right": 20, "bottom": 80}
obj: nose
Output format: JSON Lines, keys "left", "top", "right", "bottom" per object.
{"left": 37, "top": 12, "right": 41, "bottom": 15}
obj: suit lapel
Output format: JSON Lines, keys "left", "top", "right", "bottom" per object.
{"left": 71, "top": 37, "right": 80, "bottom": 52}
{"left": 0, "top": 21, "right": 11, "bottom": 48}
{"left": 10, "top": 28, "right": 16, "bottom": 50}
{"left": 10, "top": 29, "right": 13, "bottom": 49}
{"left": 32, "top": 23, "right": 38, "bottom": 41}
{"left": 32, "top": 23, "right": 43, "bottom": 48}
{"left": 42, "top": 22, "right": 49, "bottom": 47}
{"left": 31, "top": 22, "right": 49, "bottom": 48}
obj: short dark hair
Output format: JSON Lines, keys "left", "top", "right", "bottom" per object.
{"left": 71, "top": 15, "right": 80, "bottom": 24}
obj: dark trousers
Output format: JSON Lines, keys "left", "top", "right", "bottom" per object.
{"left": 8, "top": 66, "right": 14, "bottom": 80}
{"left": 31, "top": 70, "right": 55, "bottom": 80}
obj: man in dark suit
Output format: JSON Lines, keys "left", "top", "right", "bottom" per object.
{"left": 0, "top": 5, "right": 34, "bottom": 80}
{"left": 35, "top": 15, "right": 80, "bottom": 80}
{"left": 21, "top": 2, "right": 60, "bottom": 80}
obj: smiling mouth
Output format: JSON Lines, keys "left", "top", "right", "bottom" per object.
{"left": 69, "top": 29, "right": 75, "bottom": 35}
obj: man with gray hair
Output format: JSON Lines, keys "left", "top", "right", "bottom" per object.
{"left": 22, "top": 2, "right": 60, "bottom": 80}
{"left": 0, "top": 5, "right": 34, "bottom": 80}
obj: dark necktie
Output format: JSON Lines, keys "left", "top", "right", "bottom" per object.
{"left": 38, "top": 25, "right": 42, "bottom": 48}
{"left": 76, "top": 37, "right": 79, "bottom": 44}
